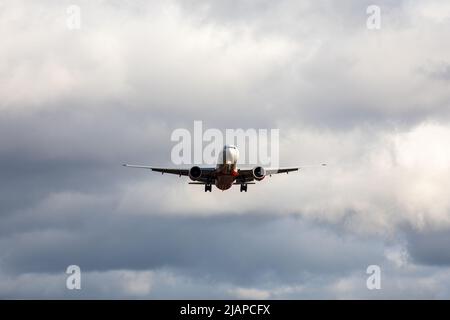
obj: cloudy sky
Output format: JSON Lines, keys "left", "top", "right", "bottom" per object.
{"left": 1, "top": 0, "right": 450, "bottom": 299}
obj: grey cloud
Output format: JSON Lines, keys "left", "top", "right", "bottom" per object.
{"left": 0, "top": 210, "right": 385, "bottom": 285}
{"left": 1, "top": 0, "right": 450, "bottom": 298}
{"left": 405, "top": 227, "right": 450, "bottom": 266}
{"left": 419, "top": 61, "right": 450, "bottom": 81}
{"left": 2, "top": 0, "right": 450, "bottom": 128}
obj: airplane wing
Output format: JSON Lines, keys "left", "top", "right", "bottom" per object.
{"left": 265, "top": 167, "right": 301, "bottom": 175}
{"left": 123, "top": 163, "right": 326, "bottom": 185}
{"left": 236, "top": 164, "right": 326, "bottom": 182}
{"left": 122, "top": 164, "right": 217, "bottom": 181}
{"left": 123, "top": 164, "right": 190, "bottom": 176}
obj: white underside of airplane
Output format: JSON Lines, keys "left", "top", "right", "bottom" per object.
{"left": 124, "top": 145, "right": 326, "bottom": 192}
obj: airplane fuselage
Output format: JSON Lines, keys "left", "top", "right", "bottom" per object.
{"left": 215, "top": 145, "right": 239, "bottom": 190}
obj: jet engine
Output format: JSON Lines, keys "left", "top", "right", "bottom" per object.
{"left": 252, "top": 166, "right": 266, "bottom": 181}
{"left": 189, "top": 166, "right": 202, "bottom": 181}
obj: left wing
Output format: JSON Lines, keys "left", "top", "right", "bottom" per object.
{"left": 265, "top": 167, "right": 300, "bottom": 175}
{"left": 236, "top": 164, "right": 326, "bottom": 182}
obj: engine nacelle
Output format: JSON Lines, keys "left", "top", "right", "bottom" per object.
{"left": 252, "top": 166, "right": 266, "bottom": 181}
{"left": 189, "top": 166, "right": 202, "bottom": 181}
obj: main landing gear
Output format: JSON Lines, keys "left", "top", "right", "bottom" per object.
{"left": 240, "top": 184, "right": 248, "bottom": 192}
{"left": 204, "top": 184, "right": 212, "bottom": 192}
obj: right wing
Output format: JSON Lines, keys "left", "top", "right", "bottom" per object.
{"left": 123, "top": 164, "right": 190, "bottom": 176}
{"left": 122, "top": 164, "right": 217, "bottom": 182}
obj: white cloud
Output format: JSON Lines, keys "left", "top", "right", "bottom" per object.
{"left": 228, "top": 287, "right": 271, "bottom": 299}
{"left": 2, "top": 0, "right": 450, "bottom": 299}
{"left": 115, "top": 122, "right": 450, "bottom": 238}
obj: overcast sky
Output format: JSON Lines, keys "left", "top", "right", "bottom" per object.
{"left": 1, "top": 0, "right": 450, "bottom": 298}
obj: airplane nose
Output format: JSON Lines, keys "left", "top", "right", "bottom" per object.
{"left": 225, "top": 148, "right": 232, "bottom": 163}
{"left": 219, "top": 146, "right": 238, "bottom": 164}
{"left": 226, "top": 147, "right": 238, "bottom": 163}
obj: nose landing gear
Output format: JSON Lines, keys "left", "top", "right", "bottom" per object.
{"left": 240, "top": 184, "right": 247, "bottom": 192}
{"left": 204, "top": 184, "right": 212, "bottom": 192}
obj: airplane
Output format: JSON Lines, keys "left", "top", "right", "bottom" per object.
{"left": 123, "top": 145, "right": 326, "bottom": 192}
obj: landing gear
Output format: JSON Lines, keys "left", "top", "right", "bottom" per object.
{"left": 240, "top": 184, "right": 247, "bottom": 192}
{"left": 204, "top": 184, "right": 212, "bottom": 192}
